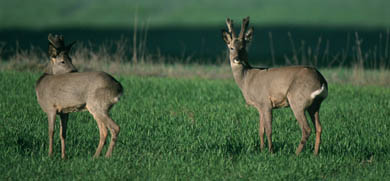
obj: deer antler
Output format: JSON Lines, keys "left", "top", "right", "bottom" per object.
{"left": 48, "top": 34, "right": 65, "bottom": 49}
{"left": 226, "top": 18, "right": 236, "bottom": 38}
{"left": 239, "top": 16, "right": 250, "bottom": 39}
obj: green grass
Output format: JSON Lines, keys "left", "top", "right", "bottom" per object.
{"left": 1, "top": 0, "right": 390, "bottom": 29}
{"left": 1, "top": 71, "right": 390, "bottom": 179}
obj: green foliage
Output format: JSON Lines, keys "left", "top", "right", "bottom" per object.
{"left": 1, "top": 0, "right": 390, "bottom": 29}
{"left": 1, "top": 71, "right": 390, "bottom": 179}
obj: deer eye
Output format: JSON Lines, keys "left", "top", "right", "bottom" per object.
{"left": 230, "top": 47, "right": 234, "bottom": 51}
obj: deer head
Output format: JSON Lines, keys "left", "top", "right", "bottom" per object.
{"left": 47, "top": 34, "right": 77, "bottom": 74}
{"left": 221, "top": 16, "right": 254, "bottom": 67}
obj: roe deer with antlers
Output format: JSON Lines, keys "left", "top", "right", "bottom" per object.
{"left": 35, "top": 34, "right": 123, "bottom": 158}
{"left": 221, "top": 17, "right": 328, "bottom": 155}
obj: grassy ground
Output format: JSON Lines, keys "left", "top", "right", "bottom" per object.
{"left": 1, "top": 1, "right": 389, "bottom": 179}
{"left": 1, "top": 71, "right": 390, "bottom": 179}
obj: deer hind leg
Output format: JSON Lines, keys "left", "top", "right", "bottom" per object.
{"left": 88, "top": 89, "right": 121, "bottom": 158}
{"left": 59, "top": 113, "right": 68, "bottom": 159}
{"left": 308, "top": 103, "right": 322, "bottom": 155}
{"left": 47, "top": 111, "right": 56, "bottom": 157}
{"left": 92, "top": 115, "right": 108, "bottom": 158}
{"left": 102, "top": 114, "right": 120, "bottom": 158}
{"left": 89, "top": 108, "right": 119, "bottom": 158}
{"left": 291, "top": 107, "right": 311, "bottom": 155}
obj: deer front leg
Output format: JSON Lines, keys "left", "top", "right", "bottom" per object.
{"left": 47, "top": 111, "right": 56, "bottom": 157}
{"left": 260, "top": 108, "right": 273, "bottom": 153}
{"left": 264, "top": 109, "right": 273, "bottom": 153}
{"left": 59, "top": 113, "right": 68, "bottom": 159}
{"left": 258, "top": 109, "right": 265, "bottom": 152}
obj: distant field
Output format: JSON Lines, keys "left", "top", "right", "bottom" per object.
{"left": 1, "top": 0, "right": 389, "bottom": 67}
{"left": 1, "top": 0, "right": 390, "bottom": 29}
{"left": 1, "top": 71, "right": 390, "bottom": 179}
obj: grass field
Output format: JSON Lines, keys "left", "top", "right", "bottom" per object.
{"left": 1, "top": 71, "right": 390, "bottom": 179}
{"left": 1, "top": 0, "right": 389, "bottom": 179}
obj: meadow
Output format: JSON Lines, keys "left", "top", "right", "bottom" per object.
{"left": 1, "top": 0, "right": 390, "bottom": 179}
{"left": 1, "top": 71, "right": 390, "bottom": 180}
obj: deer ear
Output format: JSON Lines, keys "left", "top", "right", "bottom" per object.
{"left": 221, "top": 29, "right": 231, "bottom": 44}
{"left": 245, "top": 27, "right": 254, "bottom": 42}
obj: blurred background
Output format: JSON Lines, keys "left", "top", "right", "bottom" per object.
{"left": 1, "top": 0, "right": 389, "bottom": 67}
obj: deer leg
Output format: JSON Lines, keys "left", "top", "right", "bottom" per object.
{"left": 89, "top": 112, "right": 108, "bottom": 158}
{"left": 102, "top": 115, "right": 120, "bottom": 158}
{"left": 90, "top": 109, "right": 120, "bottom": 158}
{"left": 47, "top": 111, "right": 56, "bottom": 157}
{"left": 308, "top": 104, "right": 322, "bottom": 155}
{"left": 94, "top": 119, "right": 108, "bottom": 158}
{"left": 59, "top": 113, "right": 68, "bottom": 159}
{"left": 262, "top": 109, "right": 273, "bottom": 153}
{"left": 258, "top": 110, "right": 265, "bottom": 152}
{"left": 292, "top": 109, "right": 311, "bottom": 155}
{"left": 88, "top": 102, "right": 119, "bottom": 158}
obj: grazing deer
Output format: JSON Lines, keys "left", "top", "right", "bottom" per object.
{"left": 221, "top": 17, "right": 328, "bottom": 155}
{"left": 35, "top": 34, "right": 123, "bottom": 158}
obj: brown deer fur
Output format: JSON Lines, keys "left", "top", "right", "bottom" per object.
{"left": 35, "top": 34, "right": 123, "bottom": 158}
{"left": 221, "top": 17, "right": 328, "bottom": 155}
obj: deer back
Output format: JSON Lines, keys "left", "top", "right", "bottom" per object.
{"left": 36, "top": 71, "right": 123, "bottom": 113}
{"left": 242, "top": 66, "right": 327, "bottom": 108}
{"left": 36, "top": 34, "right": 123, "bottom": 114}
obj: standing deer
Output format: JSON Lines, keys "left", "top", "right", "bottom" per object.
{"left": 35, "top": 34, "right": 123, "bottom": 158}
{"left": 221, "top": 17, "right": 328, "bottom": 155}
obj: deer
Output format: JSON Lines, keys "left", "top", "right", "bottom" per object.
{"left": 221, "top": 17, "right": 328, "bottom": 155}
{"left": 35, "top": 34, "right": 123, "bottom": 159}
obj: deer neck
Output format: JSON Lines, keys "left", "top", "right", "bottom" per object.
{"left": 230, "top": 58, "right": 251, "bottom": 90}
{"left": 43, "top": 61, "right": 78, "bottom": 75}
{"left": 44, "top": 63, "right": 54, "bottom": 75}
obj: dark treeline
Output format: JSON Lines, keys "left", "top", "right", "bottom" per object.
{"left": 0, "top": 26, "right": 388, "bottom": 68}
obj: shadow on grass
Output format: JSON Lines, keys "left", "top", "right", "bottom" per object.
{"left": 16, "top": 136, "right": 43, "bottom": 157}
